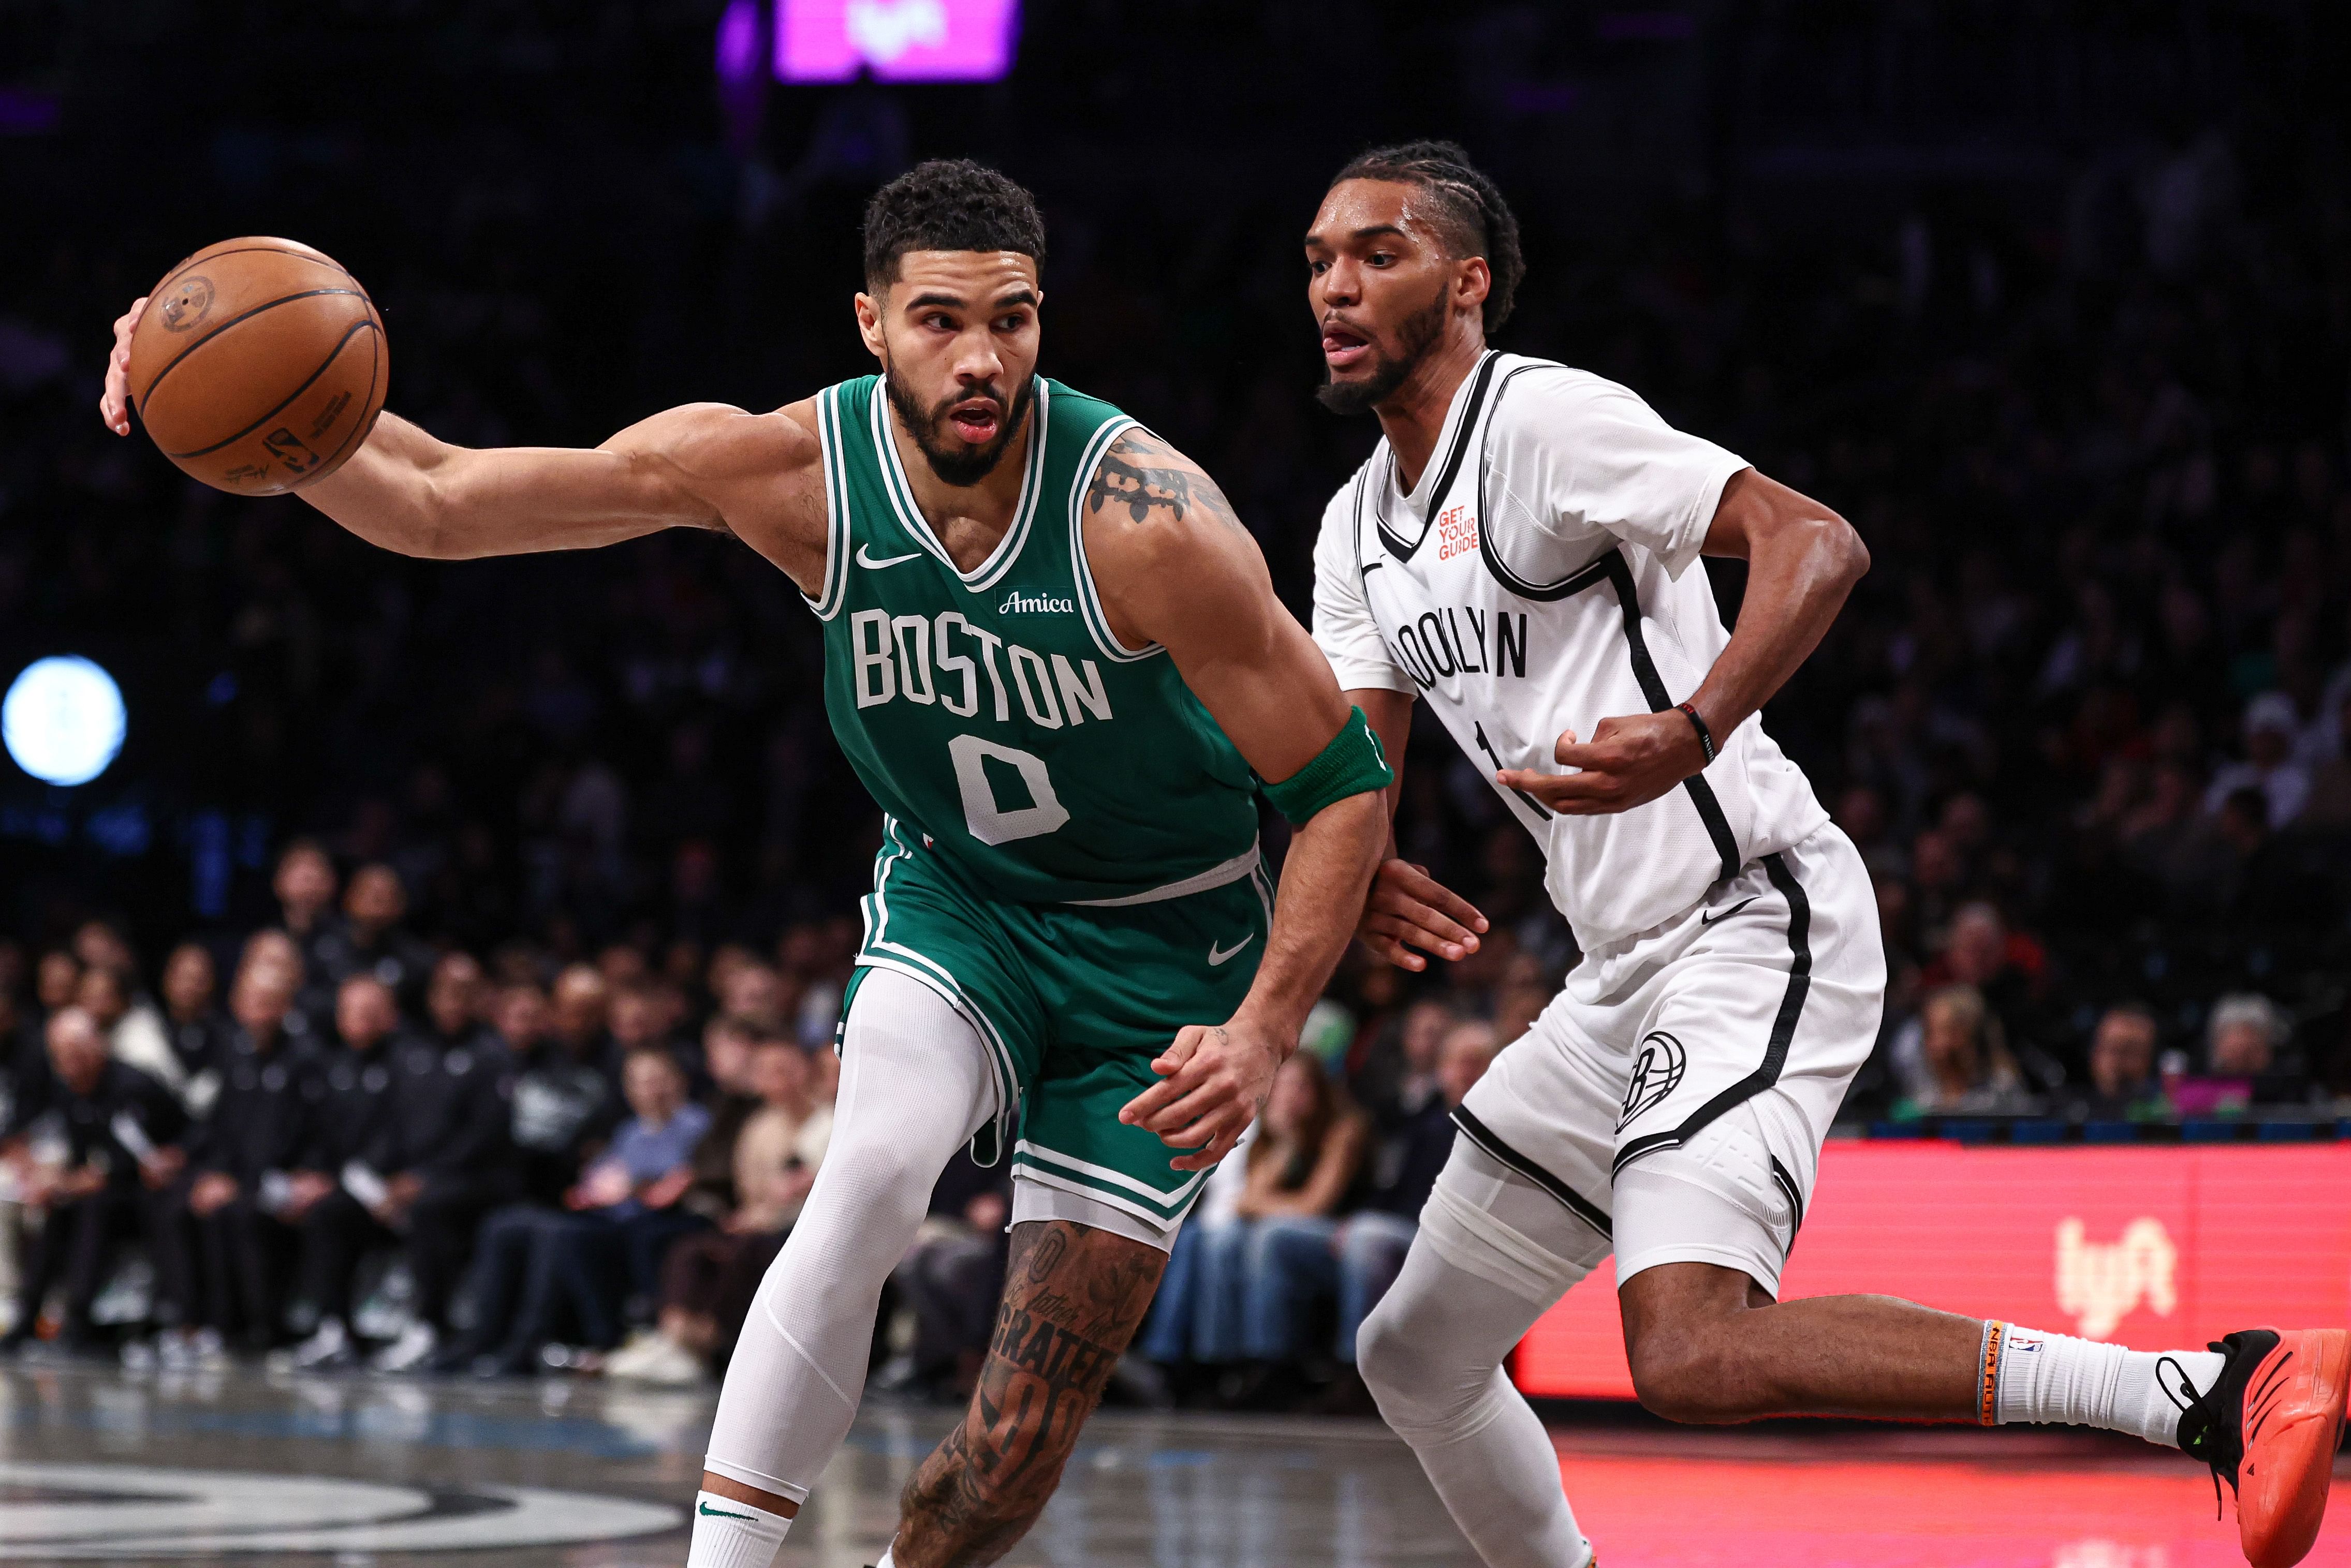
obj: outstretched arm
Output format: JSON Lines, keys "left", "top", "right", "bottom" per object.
{"left": 100, "top": 296, "right": 828, "bottom": 588}
{"left": 1499, "top": 468, "right": 1869, "bottom": 813}
{"left": 1088, "top": 429, "right": 1388, "bottom": 1170}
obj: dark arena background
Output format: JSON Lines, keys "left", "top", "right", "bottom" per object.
{"left": 4, "top": 2, "right": 2350, "bottom": 1564}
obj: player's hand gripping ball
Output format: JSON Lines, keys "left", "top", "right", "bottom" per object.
{"left": 121, "top": 238, "right": 387, "bottom": 494}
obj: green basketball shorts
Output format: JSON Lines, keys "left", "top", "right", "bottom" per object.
{"left": 842, "top": 817, "right": 1272, "bottom": 1234}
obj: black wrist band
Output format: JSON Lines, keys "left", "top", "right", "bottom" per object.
{"left": 1676, "top": 701, "right": 1717, "bottom": 764}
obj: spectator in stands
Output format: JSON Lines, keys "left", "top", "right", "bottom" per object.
{"left": 2063, "top": 1003, "right": 2167, "bottom": 1121}
{"left": 282, "top": 975, "right": 406, "bottom": 1370}
{"left": 2171, "top": 993, "right": 2304, "bottom": 1114}
{"left": 496, "top": 980, "right": 619, "bottom": 1204}
{"left": 421, "top": 953, "right": 497, "bottom": 1058}
{"left": 680, "top": 1013, "right": 763, "bottom": 1226}
{"left": 271, "top": 841, "right": 342, "bottom": 1028}
{"left": 159, "top": 944, "right": 233, "bottom": 1117}
{"left": 1889, "top": 984, "right": 2034, "bottom": 1117}
{"left": 1191, "top": 1053, "right": 1368, "bottom": 1402}
{"left": 428, "top": 982, "right": 619, "bottom": 1375}
{"left": 1352, "top": 998, "right": 1452, "bottom": 1133}
{"left": 551, "top": 1047, "right": 711, "bottom": 1355}
{"left": 358, "top": 959, "right": 514, "bottom": 1373}
{"left": 2206, "top": 692, "right": 2311, "bottom": 828}
{"left": 610, "top": 1031, "right": 830, "bottom": 1383}
{"left": 1924, "top": 903, "right": 2059, "bottom": 1086}
{"left": 548, "top": 964, "right": 616, "bottom": 1086}
{"left": 1254, "top": 1018, "right": 1499, "bottom": 1412}
{"left": 1, "top": 1008, "right": 185, "bottom": 1355}
{"left": 4, "top": 952, "right": 76, "bottom": 1140}
{"left": 75, "top": 965, "right": 181, "bottom": 1105}
{"left": 153, "top": 963, "right": 315, "bottom": 1365}
{"left": 314, "top": 864, "right": 437, "bottom": 1011}
{"left": 717, "top": 961, "right": 787, "bottom": 1033}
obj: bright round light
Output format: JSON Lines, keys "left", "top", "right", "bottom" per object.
{"left": 3, "top": 656, "right": 127, "bottom": 787}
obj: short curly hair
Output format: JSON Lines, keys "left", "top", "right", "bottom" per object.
{"left": 862, "top": 159, "right": 1047, "bottom": 292}
{"left": 1329, "top": 140, "right": 1523, "bottom": 333}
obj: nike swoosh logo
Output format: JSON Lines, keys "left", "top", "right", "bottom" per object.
{"left": 1700, "top": 896, "right": 1759, "bottom": 926}
{"left": 1208, "top": 936, "right": 1255, "bottom": 966}
{"left": 856, "top": 544, "right": 924, "bottom": 569}
{"left": 699, "top": 1501, "right": 755, "bottom": 1520}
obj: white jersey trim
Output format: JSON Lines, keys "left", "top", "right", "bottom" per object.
{"left": 804, "top": 383, "right": 853, "bottom": 621}
{"left": 868, "top": 376, "right": 1051, "bottom": 594}
{"left": 1065, "top": 416, "right": 1165, "bottom": 663}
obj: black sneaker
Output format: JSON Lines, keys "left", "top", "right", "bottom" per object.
{"left": 2173, "top": 1327, "right": 2347, "bottom": 1568}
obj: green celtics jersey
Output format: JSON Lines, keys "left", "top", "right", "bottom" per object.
{"left": 806, "top": 375, "right": 1260, "bottom": 905}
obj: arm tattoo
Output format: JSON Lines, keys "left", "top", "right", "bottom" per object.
{"left": 891, "top": 1220, "right": 1167, "bottom": 1567}
{"left": 1084, "top": 432, "right": 1245, "bottom": 536}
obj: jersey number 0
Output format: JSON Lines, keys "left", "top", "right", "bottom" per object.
{"left": 948, "top": 734, "right": 1071, "bottom": 845}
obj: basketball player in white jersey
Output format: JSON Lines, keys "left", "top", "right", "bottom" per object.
{"left": 1305, "top": 141, "right": 2345, "bottom": 1568}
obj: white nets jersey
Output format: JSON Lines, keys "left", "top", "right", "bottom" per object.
{"left": 1313, "top": 351, "right": 1829, "bottom": 951}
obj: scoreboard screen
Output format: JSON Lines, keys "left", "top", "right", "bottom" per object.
{"left": 776, "top": 0, "right": 1020, "bottom": 82}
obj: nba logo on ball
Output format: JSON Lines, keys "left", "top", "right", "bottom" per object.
{"left": 157, "top": 275, "right": 214, "bottom": 332}
{"left": 1619, "top": 1030, "right": 1687, "bottom": 1129}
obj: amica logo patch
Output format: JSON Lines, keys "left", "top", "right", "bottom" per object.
{"left": 998, "top": 589, "right": 1074, "bottom": 615}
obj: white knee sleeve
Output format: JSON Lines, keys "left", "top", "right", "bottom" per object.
{"left": 1416, "top": 1138, "right": 1610, "bottom": 1307}
{"left": 702, "top": 970, "right": 998, "bottom": 1501}
{"left": 1356, "top": 1141, "right": 1599, "bottom": 1568}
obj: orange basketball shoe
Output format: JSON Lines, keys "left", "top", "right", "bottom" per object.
{"left": 2174, "top": 1328, "right": 2348, "bottom": 1568}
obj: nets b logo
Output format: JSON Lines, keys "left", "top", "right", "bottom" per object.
{"left": 1618, "top": 1030, "right": 1687, "bottom": 1130}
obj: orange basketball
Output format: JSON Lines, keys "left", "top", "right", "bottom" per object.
{"left": 126, "top": 237, "right": 387, "bottom": 495}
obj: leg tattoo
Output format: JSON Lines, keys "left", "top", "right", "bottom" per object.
{"left": 891, "top": 1221, "right": 1166, "bottom": 1567}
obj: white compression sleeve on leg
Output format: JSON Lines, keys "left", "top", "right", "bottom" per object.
{"left": 1357, "top": 1140, "right": 1610, "bottom": 1568}
{"left": 697, "top": 970, "right": 997, "bottom": 1533}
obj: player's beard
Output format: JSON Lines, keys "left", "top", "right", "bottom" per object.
{"left": 1316, "top": 285, "right": 1449, "bottom": 417}
{"left": 883, "top": 365, "right": 1037, "bottom": 487}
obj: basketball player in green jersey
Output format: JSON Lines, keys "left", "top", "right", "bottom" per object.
{"left": 99, "top": 161, "right": 1391, "bottom": 1567}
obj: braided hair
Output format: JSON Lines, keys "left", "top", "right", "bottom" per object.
{"left": 1329, "top": 140, "right": 1523, "bottom": 333}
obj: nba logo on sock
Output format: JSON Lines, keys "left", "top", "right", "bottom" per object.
{"left": 1618, "top": 1031, "right": 1687, "bottom": 1130}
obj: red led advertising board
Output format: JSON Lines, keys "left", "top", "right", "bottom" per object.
{"left": 1512, "top": 1142, "right": 2351, "bottom": 1400}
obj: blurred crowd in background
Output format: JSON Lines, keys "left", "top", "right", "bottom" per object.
{"left": 3, "top": 3, "right": 2350, "bottom": 1397}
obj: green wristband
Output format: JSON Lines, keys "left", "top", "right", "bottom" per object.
{"left": 1259, "top": 706, "right": 1393, "bottom": 825}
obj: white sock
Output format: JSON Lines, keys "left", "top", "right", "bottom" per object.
{"left": 1987, "top": 1322, "right": 2226, "bottom": 1447}
{"left": 685, "top": 1491, "right": 791, "bottom": 1568}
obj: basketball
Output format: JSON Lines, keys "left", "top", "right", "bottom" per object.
{"left": 125, "top": 237, "right": 387, "bottom": 494}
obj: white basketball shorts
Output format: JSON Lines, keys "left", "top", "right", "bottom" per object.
{"left": 1451, "top": 822, "right": 1886, "bottom": 1296}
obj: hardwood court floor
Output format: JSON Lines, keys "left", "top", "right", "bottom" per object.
{"left": 1, "top": 1363, "right": 2343, "bottom": 1565}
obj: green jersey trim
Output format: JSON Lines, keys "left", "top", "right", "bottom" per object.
{"left": 805, "top": 383, "right": 854, "bottom": 621}
{"left": 868, "top": 377, "right": 1051, "bottom": 594}
{"left": 860, "top": 818, "right": 1021, "bottom": 1146}
{"left": 1064, "top": 414, "right": 1164, "bottom": 664}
